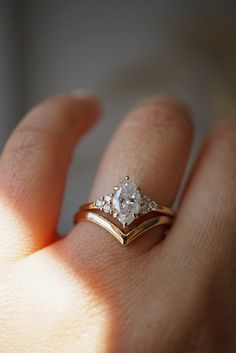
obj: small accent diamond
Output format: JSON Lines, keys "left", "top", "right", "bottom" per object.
{"left": 140, "top": 195, "right": 150, "bottom": 214}
{"left": 104, "top": 194, "right": 112, "bottom": 203}
{"left": 148, "top": 200, "right": 158, "bottom": 211}
{"left": 95, "top": 198, "right": 104, "bottom": 209}
{"left": 103, "top": 203, "right": 111, "bottom": 213}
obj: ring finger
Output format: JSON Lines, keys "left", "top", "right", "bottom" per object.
{"left": 64, "top": 95, "right": 193, "bottom": 256}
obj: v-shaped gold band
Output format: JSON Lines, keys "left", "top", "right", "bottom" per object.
{"left": 74, "top": 210, "right": 174, "bottom": 246}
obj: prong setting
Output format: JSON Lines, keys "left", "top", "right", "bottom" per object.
{"left": 95, "top": 177, "right": 161, "bottom": 228}
{"left": 77, "top": 177, "right": 174, "bottom": 246}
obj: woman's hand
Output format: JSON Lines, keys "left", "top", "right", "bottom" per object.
{"left": 0, "top": 94, "right": 235, "bottom": 353}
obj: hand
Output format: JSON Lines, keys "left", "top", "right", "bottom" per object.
{"left": 0, "top": 94, "right": 235, "bottom": 353}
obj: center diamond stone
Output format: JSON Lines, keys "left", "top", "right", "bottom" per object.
{"left": 112, "top": 179, "right": 141, "bottom": 226}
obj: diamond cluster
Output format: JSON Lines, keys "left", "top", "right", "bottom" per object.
{"left": 95, "top": 194, "right": 113, "bottom": 214}
{"left": 94, "top": 177, "right": 159, "bottom": 227}
{"left": 140, "top": 195, "right": 159, "bottom": 214}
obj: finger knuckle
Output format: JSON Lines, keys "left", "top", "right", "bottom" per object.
{"left": 0, "top": 125, "right": 57, "bottom": 198}
{"left": 5, "top": 125, "right": 52, "bottom": 163}
{"left": 124, "top": 95, "right": 192, "bottom": 137}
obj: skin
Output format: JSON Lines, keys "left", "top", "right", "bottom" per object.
{"left": 0, "top": 94, "right": 235, "bottom": 353}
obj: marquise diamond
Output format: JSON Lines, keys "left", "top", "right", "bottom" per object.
{"left": 94, "top": 177, "right": 160, "bottom": 228}
{"left": 112, "top": 179, "right": 141, "bottom": 226}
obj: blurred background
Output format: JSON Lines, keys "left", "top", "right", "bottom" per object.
{"left": 0, "top": 0, "right": 236, "bottom": 232}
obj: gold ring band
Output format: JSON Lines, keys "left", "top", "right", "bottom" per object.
{"left": 74, "top": 210, "right": 173, "bottom": 246}
{"left": 74, "top": 177, "right": 175, "bottom": 246}
{"left": 79, "top": 202, "right": 175, "bottom": 218}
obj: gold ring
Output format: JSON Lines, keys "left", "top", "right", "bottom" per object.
{"left": 74, "top": 176, "right": 175, "bottom": 246}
